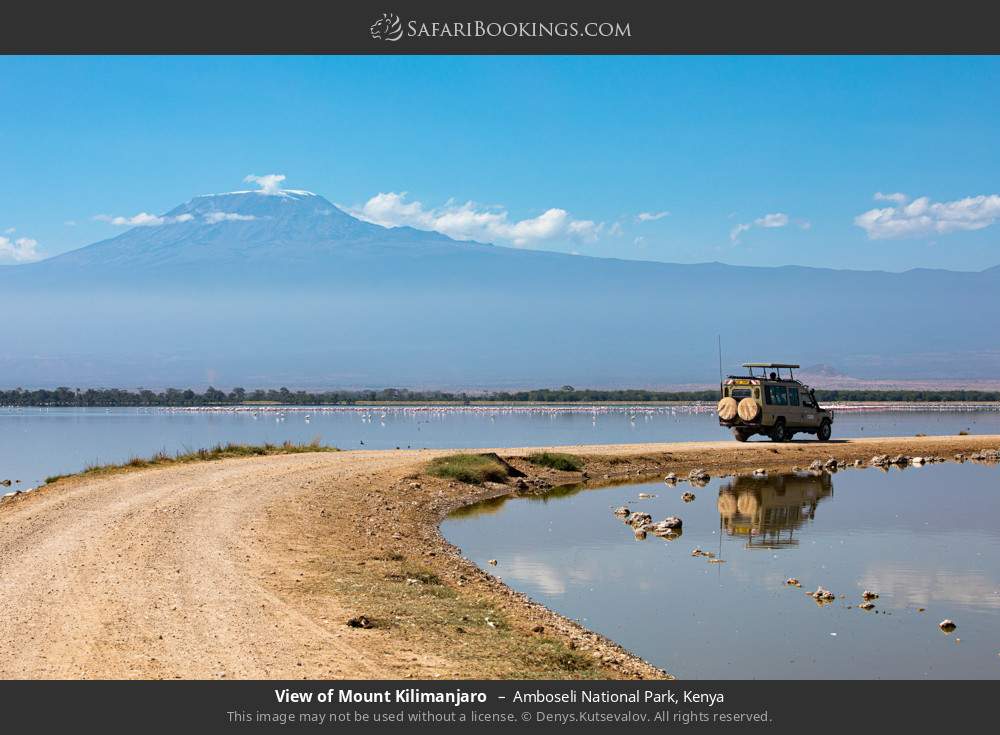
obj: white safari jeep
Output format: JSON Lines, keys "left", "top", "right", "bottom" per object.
{"left": 717, "top": 363, "right": 833, "bottom": 442}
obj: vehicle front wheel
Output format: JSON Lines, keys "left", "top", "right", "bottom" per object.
{"left": 732, "top": 428, "right": 750, "bottom": 442}
{"left": 817, "top": 419, "right": 832, "bottom": 442}
{"left": 770, "top": 419, "right": 788, "bottom": 442}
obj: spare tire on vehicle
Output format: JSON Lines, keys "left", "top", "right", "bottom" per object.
{"left": 737, "top": 397, "right": 760, "bottom": 422}
{"left": 717, "top": 397, "right": 738, "bottom": 421}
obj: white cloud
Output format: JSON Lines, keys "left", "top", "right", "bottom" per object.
{"left": 730, "top": 211, "right": 804, "bottom": 243}
{"left": 95, "top": 212, "right": 194, "bottom": 227}
{"left": 3, "top": 227, "right": 14, "bottom": 234}
{"left": 637, "top": 210, "right": 670, "bottom": 222}
{"left": 729, "top": 222, "right": 752, "bottom": 243}
{"left": 855, "top": 193, "right": 1000, "bottom": 239}
{"left": 754, "top": 212, "right": 789, "bottom": 228}
{"left": 874, "top": 191, "right": 908, "bottom": 204}
{"left": 204, "top": 212, "right": 256, "bottom": 224}
{"left": 243, "top": 173, "right": 286, "bottom": 195}
{"left": 346, "top": 191, "right": 603, "bottom": 248}
{"left": 0, "top": 235, "right": 41, "bottom": 262}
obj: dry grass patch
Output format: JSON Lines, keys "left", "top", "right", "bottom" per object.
{"left": 43, "top": 440, "right": 338, "bottom": 485}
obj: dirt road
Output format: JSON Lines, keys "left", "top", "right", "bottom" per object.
{"left": 1, "top": 435, "right": 997, "bottom": 679}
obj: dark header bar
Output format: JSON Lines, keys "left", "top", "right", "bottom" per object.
{"left": 4, "top": 0, "right": 1000, "bottom": 54}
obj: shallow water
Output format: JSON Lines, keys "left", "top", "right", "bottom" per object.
{"left": 1, "top": 404, "right": 999, "bottom": 490}
{"left": 442, "top": 462, "right": 1000, "bottom": 679}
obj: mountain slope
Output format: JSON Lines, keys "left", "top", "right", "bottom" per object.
{"left": 3, "top": 189, "right": 999, "bottom": 387}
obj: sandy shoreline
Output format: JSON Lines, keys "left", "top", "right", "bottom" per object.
{"left": 1, "top": 434, "right": 998, "bottom": 680}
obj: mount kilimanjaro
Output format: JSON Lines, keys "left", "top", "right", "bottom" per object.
{"left": 3, "top": 188, "right": 999, "bottom": 388}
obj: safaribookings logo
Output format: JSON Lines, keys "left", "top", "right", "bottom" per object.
{"left": 369, "top": 13, "right": 631, "bottom": 42}
{"left": 370, "top": 13, "right": 404, "bottom": 42}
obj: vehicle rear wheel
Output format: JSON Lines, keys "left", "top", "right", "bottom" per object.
{"left": 732, "top": 428, "right": 750, "bottom": 442}
{"left": 770, "top": 419, "right": 788, "bottom": 443}
{"left": 817, "top": 419, "right": 832, "bottom": 442}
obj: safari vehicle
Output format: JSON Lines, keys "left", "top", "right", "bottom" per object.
{"left": 717, "top": 363, "right": 833, "bottom": 442}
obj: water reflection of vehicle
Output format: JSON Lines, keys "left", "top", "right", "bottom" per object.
{"left": 716, "top": 473, "right": 833, "bottom": 548}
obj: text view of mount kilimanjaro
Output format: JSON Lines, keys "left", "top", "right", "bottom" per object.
{"left": 4, "top": 184, "right": 1000, "bottom": 389}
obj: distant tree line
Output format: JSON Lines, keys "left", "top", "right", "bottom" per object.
{"left": 2, "top": 386, "right": 999, "bottom": 407}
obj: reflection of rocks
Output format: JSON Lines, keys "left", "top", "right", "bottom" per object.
{"left": 681, "top": 492, "right": 696, "bottom": 502}
{"left": 716, "top": 472, "right": 833, "bottom": 548}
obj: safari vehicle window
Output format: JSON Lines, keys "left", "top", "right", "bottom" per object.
{"left": 788, "top": 387, "right": 800, "bottom": 405}
{"left": 731, "top": 388, "right": 752, "bottom": 399}
{"left": 764, "top": 385, "right": 788, "bottom": 405}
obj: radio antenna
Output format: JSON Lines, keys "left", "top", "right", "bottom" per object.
{"left": 717, "top": 334, "right": 723, "bottom": 383}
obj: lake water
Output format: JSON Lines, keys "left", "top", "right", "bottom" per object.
{"left": 2, "top": 404, "right": 1000, "bottom": 490}
{"left": 442, "top": 461, "right": 1000, "bottom": 679}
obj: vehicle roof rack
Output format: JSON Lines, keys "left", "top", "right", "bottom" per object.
{"left": 742, "top": 363, "right": 800, "bottom": 369}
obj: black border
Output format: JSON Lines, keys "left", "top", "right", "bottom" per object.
{"left": 4, "top": 0, "right": 1000, "bottom": 54}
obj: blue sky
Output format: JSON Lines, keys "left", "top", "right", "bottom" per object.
{"left": 2, "top": 55, "right": 998, "bottom": 271}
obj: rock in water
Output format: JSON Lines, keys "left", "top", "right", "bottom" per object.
{"left": 939, "top": 619, "right": 957, "bottom": 632}
{"left": 626, "top": 511, "right": 652, "bottom": 528}
{"left": 810, "top": 586, "right": 835, "bottom": 602}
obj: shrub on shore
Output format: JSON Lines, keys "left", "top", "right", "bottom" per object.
{"left": 525, "top": 452, "right": 583, "bottom": 472}
{"left": 427, "top": 454, "right": 510, "bottom": 485}
{"left": 43, "top": 440, "right": 337, "bottom": 484}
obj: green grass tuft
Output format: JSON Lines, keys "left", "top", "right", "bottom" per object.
{"left": 525, "top": 452, "right": 583, "bottom": 472}
{"left": 427, "top": 454, "right": 510, "bottom": 485}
